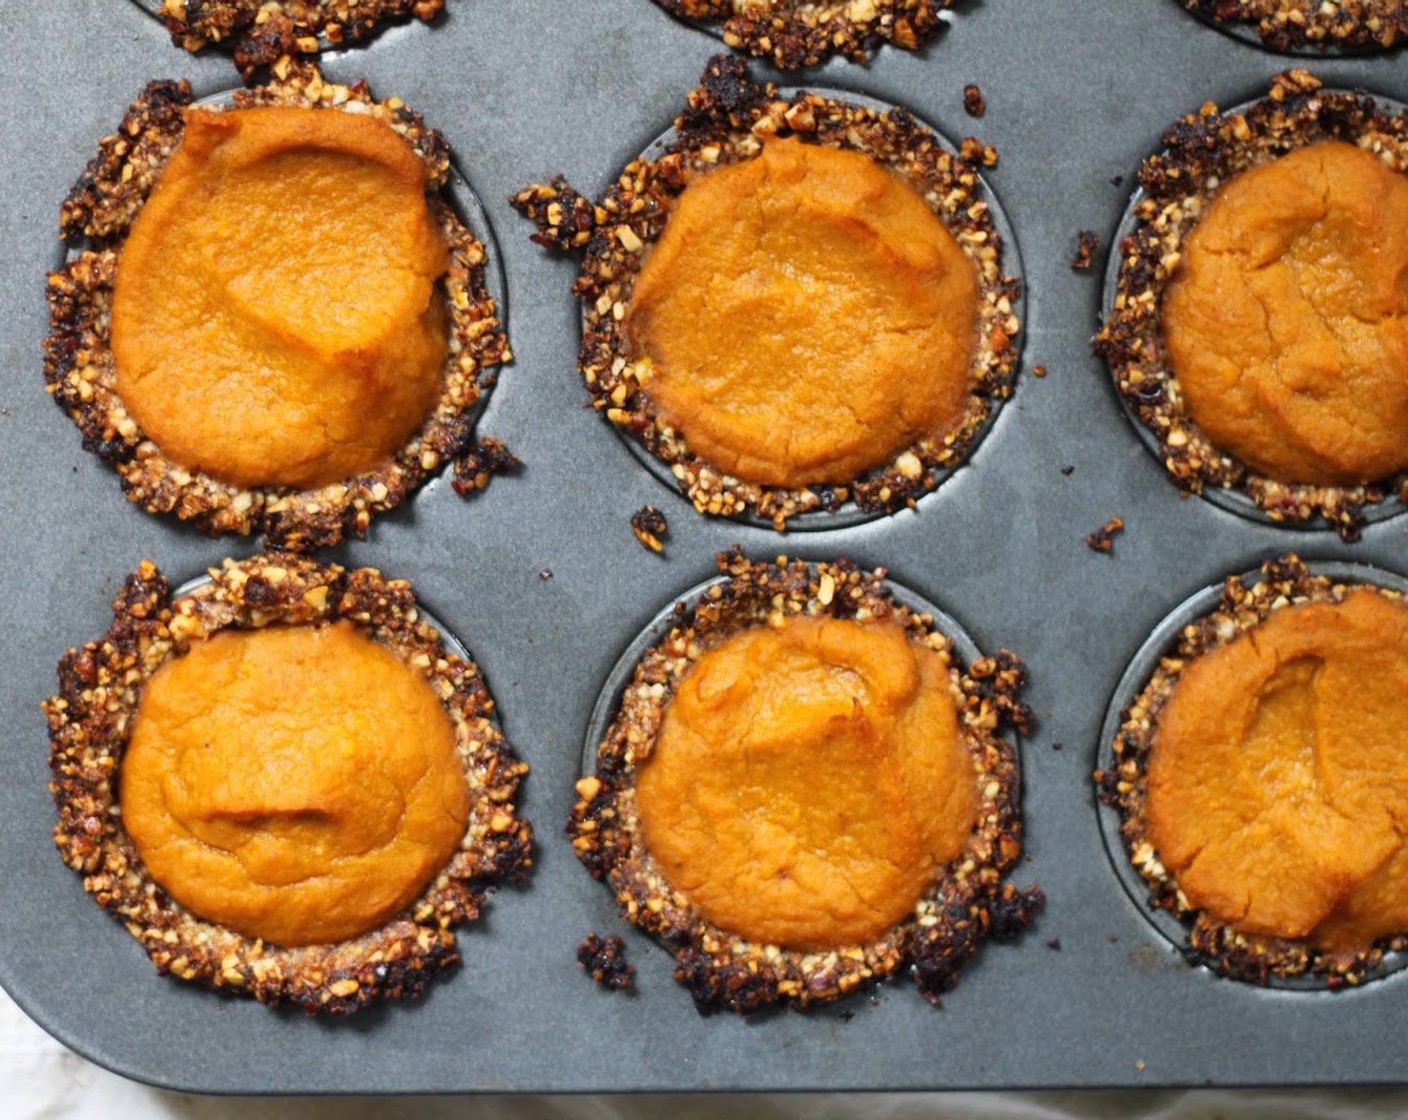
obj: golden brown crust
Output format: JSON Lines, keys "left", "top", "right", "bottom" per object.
{"left": 45, "top": 60, "right": 511, "bottom": 552}
{"left": 569, "top": 551, "right": 1041, "bottom": 1014}
{"left": 1094, "top": 71, "right": 1408, "bottom": 540}
{"left": 655, "top": 0, "right": 955, "bottom": 69}
{"left": 159, "top": 0, "right": 446, "bottom": 77}
{"left": 45, "top": 554, "right": 532, "bottom": 1016}
{"left": 1096, "top": 553, "right": 1407, "bottom": 988}
{"left": 1183, "top": 0, "right": 1407, "bottom": 52}
{"left": 512, "top": 56, "right": 1020, "bottom": 530}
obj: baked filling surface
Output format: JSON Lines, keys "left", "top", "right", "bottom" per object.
{"left": 122, "top": 621, "right": 470, "bottom": 948}
{"left": 626, "top": 139, "right": 978, "bottom": 491}
{"left": 635, "top": 615, "right": 979, "bottom": 951}
{"left": 112, "top": 106, "right": 450, "bottom": 492}
{"left": 1163, "top": 141, "right": 1408, "bottom": 487}
{"left": 1147, "top": 589, "right": 1408, "bottom": 953}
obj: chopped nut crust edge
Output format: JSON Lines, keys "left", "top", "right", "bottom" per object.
{"left": 45, "top": 60, "right": 511, "bottom": 552}
{"left": 159, "top": 0, "right": 447, "bottom": 78}
{"left": 1096, "top": 553, "right": 1408, "bottom": 988}
{"left": 1094, "top": 70, "right": 1408, "bottom": 541}
{"left": 653, "top": 0, "right": 955, "bottom": 70}
{"left": 1182, "top": 0, "right": 1407, "bottom": 51}
{"left": 569, "top": 550, "right": 1042, "bottom": 1015}
{"left": 44, "top": 553, "right": 533, "bottom": 1016}
{"left": 512, "top": 55, "right": 1020, "bottom": 531}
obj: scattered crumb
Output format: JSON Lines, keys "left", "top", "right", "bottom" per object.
{"left": 1032, "top": 364, "right": 1047, "bottom": 379}
{"left": 1070, "top": 229, "right": 1100, "bottom": 272}
{"left": 1045, "top": 938, "right": 1063, "bottom": 952}
{"left": 840, "top": 1009, "right": 855, "bottom": 1023}
{"left": 1086, "top": 516, "right": 1125, "bottom": 554}
{"left": 1060, "top": 465, "right": 1075, "bottom": 476}
{"left": 1136, "top": 1060, "right": 1147, "bottom": 1072}
{"left": 451, "top": 437, "right": 520, "bottom": 496}
{"left": 577, "top": 933, "right": 635, "bottom": 992}
{"left": 1052, "top": 741, "right": 1064, "bottom": 752}
{"left": 963, "top": 84, "right": 986, "bottom": 118}
{"left": 538, "top": 569, "right": 553, "bottom": 582}
{"left": 960, "top": 136, "right": 999, "bottom": 168}
{"left": 1109, "top": 936, "right": 1121, "bottom": 944}
{"left": 1110, "top": 174, "right": 1125, "bottom": 187}
{"left": 630, "top": 505, "right": 668, "bottom": 554}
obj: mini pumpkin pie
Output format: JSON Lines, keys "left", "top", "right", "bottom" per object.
{"left": 513, "top": 56, "right": 1019, "bottom": 529}
{"left": 570, "top": 552, "right": 1041, "bottom": 1013}
{"left": 1097, "top": 71, "right": 1408, "bottom": 540}
{"left": 652, "top": 0, "right": 956, "bottom": 69}
{"left": 1099, "top": 554, "right": 1408, "bottom": 986}
{"left": 46, "top": 554, "right": 532, "bottom": 1014}
{"left": 1182, "top": 0, "right": 1407, "bottom": 51}
{"left": 160, "top": 0, "right": 446, "bottom": 77}
{"left": 46, "top": 61, "right": 510, "bottom": 551}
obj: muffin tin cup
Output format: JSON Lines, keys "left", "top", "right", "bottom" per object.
{"left": 1095, "top": 557, "right": 1408, "bottom": 992}
{"left": 1099, "top": 88, "right": 1408, "bottom": 535}
{"left": 584, "top": 85, "right": 1026, "bottom": 534}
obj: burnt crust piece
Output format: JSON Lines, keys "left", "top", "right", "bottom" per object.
{"left": 569, "top": 551, "right": 1041, "bottom": 1015}
{"left": 45, "top": 60, "right": 511, "bottom": 552}
{"left": 1094, "top": 71, "right": 1408, "bottom": 541}
{"left": 1183, "top": 0, "right": 1407, "bottom": 52}
{"left": 654, "top": 0, "right": 954, "bottom": 69}
{"left": 1096, "top": 553, "right": 1406, "bottom": 988}
{"left": 511, "top": 56, "right": 1020, "bottom": 530}
{"left": 45, "top": 554, "right": 532, "bottom": 1016}
{"left": 160, "top": 0, "right": 446, "bottom": 78}
{"left": 577, "top": 933, "right": 636, "bottom": 992}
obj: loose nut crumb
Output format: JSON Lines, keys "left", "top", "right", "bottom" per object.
{"left": 1086, "top": 516, "right": 1125, "bottom": 553}
{"left": 963, "top": 84, "right": 986, "bottom": 118}
{"left": 1032, "top": 364, "right": 1047, "bottom": 379}
{"left": 577, "top": 933, "right": 635, "bottom": 992}
{"left": 451, "top": 437, "right": 520, "bottom": 497}
{"left": 630, "top": 506, "right": 668, "bottom": 554}
{"left": 1071, "top": 230, "right": 1100, "bottom": 272}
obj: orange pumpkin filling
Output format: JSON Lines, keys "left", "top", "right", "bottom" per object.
{"left": 625, "top": 138, "right": 980, "bottom": 490}
{"left": 111, "top": 106, "right": 450, "bottom": 491}
{"left": 1163, "top": 140, "right": 1408, "bottom": 487}
{"left": 120, "top": 622, "right": 470, "bottom": 947}
{"left": 634, "top": 616, "right": 979, "bottom": 951}
{"left": 1147, "top": 589, "right": 1408, "bottom": 952}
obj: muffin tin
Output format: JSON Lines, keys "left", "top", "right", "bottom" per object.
{"left": 1, "top": 0, "right": 1406, "bottom": 1094}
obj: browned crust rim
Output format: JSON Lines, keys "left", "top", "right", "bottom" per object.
{"left": 44, "top": 553, "right": 533, "bottom": 1016}
{"left": 45, "top": 59, "right": 511, "bottom": 552}
{"left": 568, "top": 550, "right": 1042, "bottom": 1015}
{"left": 1094, "top": 70, "right": 1408, "bottom": 542}
{"left": 160, "top": 0, "right": 446, "bottom": 78}
{"left": 511, "top": 56, "right": 1020, "bottom": 530}
{"left": 1182, "top": 0, "right": 1408, "bottom": 51}
{"left": 1096, "top": 553, "right": 1408, "bottom": 988}
{"left": 653, "top": 0, "right": 955, "bottom": 69}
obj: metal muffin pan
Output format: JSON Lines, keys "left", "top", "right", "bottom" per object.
{"left": 1, "top": 0, "right": 1407, "bottom": 1095}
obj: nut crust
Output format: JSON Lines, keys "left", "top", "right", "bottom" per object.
{"left": 512, "top": 56, "right": 1020, "bottom": 530}
{"left": 653, "top": 0, "right": 955, "bottom": 69}
{"left": 159, "top": 0, "right": 446, "bottom": 77}
{"left": 45, "top": 61, "right": 511, "bottom": 551}
{"left": 45, "top": 554, "right": 533, "bottom": 1016}
{"left": 1183, "top": 0, "right": 1407, "bottom": 52}
{"left": 569, "top": 551, "right": 1041, "bottom": 1015}
{"left": 1094, "top": 71, "right": 1408, "bottom": 540}
{"left": 1096, "top": 553, "right": 1407, "bottom": 988}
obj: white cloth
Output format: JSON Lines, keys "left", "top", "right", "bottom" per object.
{"left": 6, "top": 988, "right": 1408, "bottom": 1119}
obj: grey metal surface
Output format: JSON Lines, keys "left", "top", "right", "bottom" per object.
{"left": 0, "top": 0, "right": 1406, "bottom": 1095}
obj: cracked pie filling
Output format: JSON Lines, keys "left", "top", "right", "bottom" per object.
{"left": 1181, "top": 0, "right": 1407, "bottom": 52}
{"left": 570, "top": 554, "right": 1041, "bottom": 1014}
{"left": 1100, "top": 555, "right": 1408, "bottom": 986}
{"left": 1097, "top": 72, "right": 1408, "bottom": 538}
{"left": 513, "top": 57, "right": 1019, "bottom": 529}
{"left": 651, "top": 0, "right": 957, "bottom": 70}
{"left": 46, "top": 63, "right": 510, "bottom": 550}
{"left": 46, "top": 555, "right": 532, "bottom": 1014}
